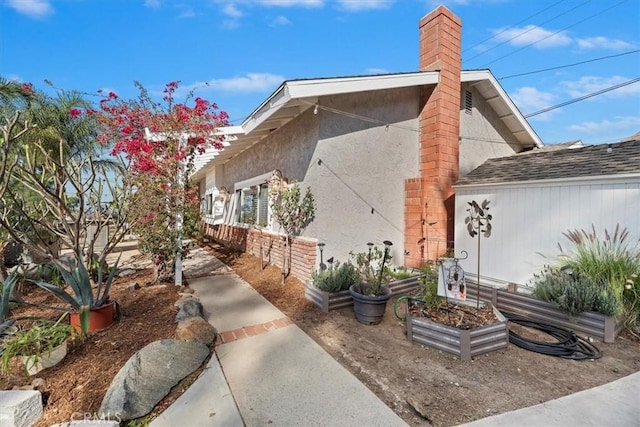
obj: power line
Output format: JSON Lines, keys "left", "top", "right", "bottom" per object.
{"left": 463, "top": 0, "right": 567, "bottom": 54}
{"left": 524, "top": 77, "right": 640, "bottom": 118}
{"left": 498, "top": 50, "right": 640, "bottom": 80}
{"left": 480, "top": 0, "right": 630, "bottom": 67}
{"left": 464, "top": 0, "right": 592, "bottom": 65}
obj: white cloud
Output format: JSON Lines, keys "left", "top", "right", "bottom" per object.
{"left": 222, "top": 3, "right": 243, "bottom": 18}
{"left": 337, "top": 0, "right": 394, "bottom": 11}
{"left": 223, "top": 19, "right": 241, "bottom": 29}
{"left": 177, "top": 73, "right": 285, "bottom": 96}
{"left": 177, "top": 5, "right": 196, "bottom": 18}
{"left": 144, "top": 0, "right": 161, "bottom": 8}
{"left": 492, "top": 25, "right": 572, "bottom": 49}
{"left": 6, "top": 0, "right": 53, "bottom": 18}
{"left": 510, "top": 86, "right": 557, "bottom": 120}
{"left": 577, "top": 36, "right": 634, "bottom": 50}
{"left": 254, "top": 0, "right": 323, "bottom": 6}
{"left": 568, "top": 116, "right": 640, "bottom": 133}
{"left": 561, "top": 76, "right": 640, "bottom": 99}
{"left": 269, "top": 15, "right": 291, "bottom": 26}
{"left": 366, "top": 68, "right": 389, "bottom": 74}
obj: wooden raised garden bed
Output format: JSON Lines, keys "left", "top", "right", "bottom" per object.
{"left": 405, "top": 302, "right": 509, "bottom": 361}
{"left": 305, "top": 276, "right": 421, "bottom": 313}
{"left": 466, "top": 284, "right": 623, "bottom": 343}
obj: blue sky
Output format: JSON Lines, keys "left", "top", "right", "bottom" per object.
{"left": 1, "top": 0, "right": 639, "bottom": 145}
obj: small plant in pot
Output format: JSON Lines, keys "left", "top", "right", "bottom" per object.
{"left": 1, "top": 315, "right": 74, "bottom": 376}
{"left": 30, "top": 253, "right": 120, "bottom": 336}
{"left": 349, "top": 241, "right": 394, "bottom": 325}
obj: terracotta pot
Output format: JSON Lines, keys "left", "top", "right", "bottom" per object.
{"left": 68, "top": 301, "right": 117, "bottom": 333}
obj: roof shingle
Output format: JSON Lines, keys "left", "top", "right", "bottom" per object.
{"left": 456, "top": 139, "right": 640, "bottom": 186}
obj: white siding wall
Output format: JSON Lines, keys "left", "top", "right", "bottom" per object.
{"left": 454, "top": 177, "right": 640, "bottom": 288}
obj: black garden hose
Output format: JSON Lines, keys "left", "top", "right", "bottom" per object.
{"left": 503, "top": 312, "right": 602, "bottom": 360}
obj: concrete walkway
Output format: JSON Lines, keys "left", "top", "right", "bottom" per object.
{"left": 154, "top": 245, "right": 640, "bottom": 427}
{"left": 457, "top": 370, "right": 640, "bottom": 427}
{"left": 153, "top": 247, "right": 407, "bottom": 427}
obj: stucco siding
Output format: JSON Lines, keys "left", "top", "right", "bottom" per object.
{"left": 459, "top": 84, "right": 521, "bottom": 177}
{"left": 219, "top": 110, "right": 318, "bottom": 190}
{"left": 454, "top": 178, "right": 640, "bottom": 288}
{"left": 304, "top": 87, "right": 420, "bottom": 266}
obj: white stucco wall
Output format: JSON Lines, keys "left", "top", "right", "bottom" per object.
{"left": 208, "top": 87, "right": 419, "bottom": 268}
{"left": 459, "top": 83, "right": 522, "bottom": 177}
{"left": 303, "top": 87, "right": 420, "bottom": 267}
{"left": 454, "top": 176, "right": 640, "bottom": 288}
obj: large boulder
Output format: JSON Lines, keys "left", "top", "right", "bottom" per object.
{"left": 175, "top": 299, "right": 204, "bottom": 322}
{"left": 98, "top": 340, "right": 209, "bottom": 421}
{"left": 176, "top": 317, "right": 216, "bottom": 345}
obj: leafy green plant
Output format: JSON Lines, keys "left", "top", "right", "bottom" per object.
{"left": 417, "top": 262, "right": 444, "bottom": 309}
{"left": 350, "top": 242, "right": 394, "bottom": 296}
{"left": 270, "top": 180, "right": 316, "bottom": 284}
{"left": 312, "top": 261, "right": 360, "bottom": 292}
{"left": 554, "top": 225, "right": 640, "bottom": 330}
{"left": 1, "top": 272, "right": 19, "bottom": 322}
{"left": 30, "top": 253, "right": 120, "bottom": 335}
{"left": 532, "top": 267, "right": 621, "bottom": 317}
{"left": 1, "top": 317, "right": 73, "bottom": 375}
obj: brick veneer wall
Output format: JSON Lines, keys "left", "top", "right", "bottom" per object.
{"left": 202, "top": 223, "right": 317, "bottom": 282}
{"left": 405, "top": 6, "right": 461, "bottom": 268}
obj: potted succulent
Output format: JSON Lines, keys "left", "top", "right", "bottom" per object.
{"left": 1, "top": 316, "right": 74, "bottom": 376}
{"left": 31, "top": 253, "right": 120, "bottom": 335}
{"left": 348, "top": 241, "right": 394, "bottom": 325}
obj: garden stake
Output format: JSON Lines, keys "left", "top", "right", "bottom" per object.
{"left": 465, "top": 200, "right": 493, "bottom": 310}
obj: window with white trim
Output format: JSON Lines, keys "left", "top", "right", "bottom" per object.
{"left": 234, "top": 172, "right": 273, "bottom": 227}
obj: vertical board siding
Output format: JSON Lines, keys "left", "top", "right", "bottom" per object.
{"left": 455, "top": 180, "right": 640, "bottom": 287}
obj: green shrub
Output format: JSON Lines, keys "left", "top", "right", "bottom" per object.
{"left": 556, "top": 225, "right": 640, "bottom": 327}
{"left": 417, "top": 262, "right": 444, "bottom": 309}
{"left": 312, "top": 261, "right": 360, "bottom": 292}
{"left": 532, "top": 268, "right": 621, "bottom": 317}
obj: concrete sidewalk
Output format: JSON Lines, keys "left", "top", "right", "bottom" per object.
{"left": 154, "top": 245, "right": 640, "bottom": 427}
{"left": 457, "top": 370, "right": 640, "bottom": 427}
{"left": 155, "top": 247, "right": 407, "bottom": 427}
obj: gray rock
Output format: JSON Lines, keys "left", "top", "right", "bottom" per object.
{"left": 175, "top": 299, "right": 204, "bottom": 322}
{"left": 118, "top": 269, "right": 137, "bottom": 277}
{"left": 127, "top": 283, "right": 140, "bottom": 291}
{"left": 0, "top": 390, "right": 43, "bottom": 427}
{"left": 176, "top": 317, "right": 216, "bottom": 345}
{"left": 173, "top": 295, "right": 199, "bottom": 308}
{"left": 98, "top": 340, "right": 209, "bottom": 421}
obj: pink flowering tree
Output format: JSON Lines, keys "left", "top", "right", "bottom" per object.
{"left": 96, "top": 81, "right": 228, "bottom": 282}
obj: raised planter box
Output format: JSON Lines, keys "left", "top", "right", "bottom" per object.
{"left": 305, "top": 276, "right": 421, "bottom": 313}
{"left": 406, "top": 302, "right": 509, "bottom": 361}
{"left": 466, "top": 284, "right": 623, "bottom": 343}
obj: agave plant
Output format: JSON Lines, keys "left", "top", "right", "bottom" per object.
{"left": 31, "top": 254, "right": 120, "bottom": 335}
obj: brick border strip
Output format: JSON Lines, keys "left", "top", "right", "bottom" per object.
{"left": 216, "top": 317, "right": 293, "bottom": 345}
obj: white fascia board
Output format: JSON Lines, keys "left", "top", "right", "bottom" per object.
{"left": 241, "top": 84, "right": 292, "bottom": 134}
{"left": 286, "top": 72, "right": 439, "bottom": 99}
{"left": 455, "top": 173, "right": 640, "bottom": 191}
{"left": 461, "top": 70, "right": 544, "bottom": 148}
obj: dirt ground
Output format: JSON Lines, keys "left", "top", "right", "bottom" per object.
{"left": 2, "top": 244, "right": 638, "bottom": 427}
{"left": 0, "top": 255, "right": 196, "bottom": 427}
{"left": 206, "top": 243, "right": 640, "bottom": 427}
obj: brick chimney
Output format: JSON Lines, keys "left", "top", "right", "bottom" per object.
{"left": 404, "top": 6, "right": 462, "bottom": 268}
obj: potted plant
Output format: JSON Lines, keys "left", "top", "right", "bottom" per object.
{"left": 1, "top": 316, "right": 74, "bottom": 376}
{"left": 348, "top": 241, "right": 394, "bottom": 325}
{"left": 305, "top": 260, "right": 360, "bottom": 312}
{"left": 31, "top": 253, "right": 120, "bottom": 335}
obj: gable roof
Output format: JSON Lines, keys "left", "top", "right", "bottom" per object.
{"left": 456, "top": 139, "right": 640, "bottom": 187}
{"left": 192, "top": 70, "right": 543, "bottom": 180}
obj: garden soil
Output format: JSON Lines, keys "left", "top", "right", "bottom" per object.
{"left": 2, "top": 246, "right": 639, "bottom": 427}
{"left": 207, "top": 243, "right": 640, "bottom": 427}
